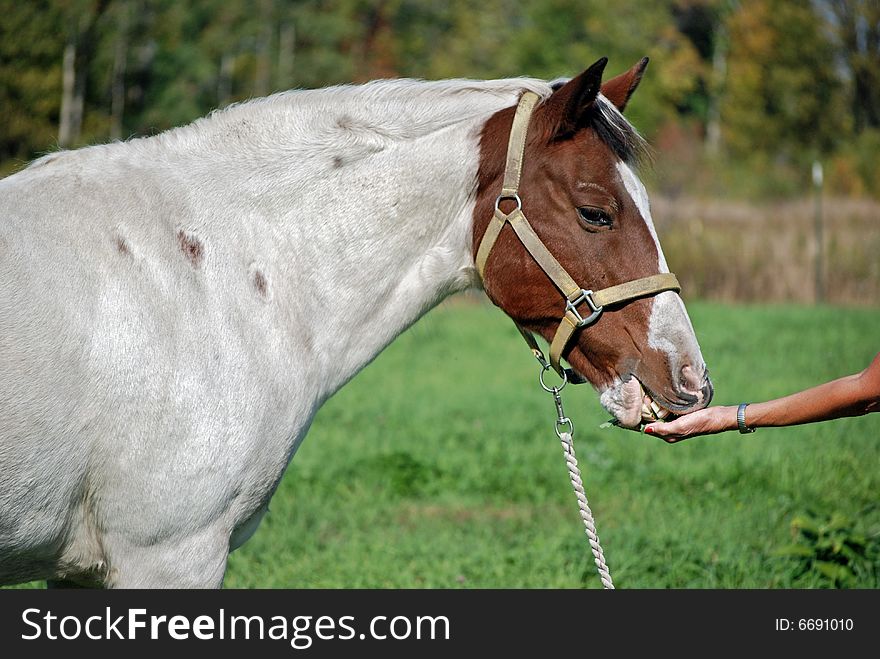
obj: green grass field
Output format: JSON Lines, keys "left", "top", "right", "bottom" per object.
{"left": 222, "top": 300, "right": 879, "bottom": 589}
{"left": 7, "top": 300, "right": 878, "bottom": 589}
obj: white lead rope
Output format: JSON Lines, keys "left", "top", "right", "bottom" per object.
{"left": 558, "top": 431, "right": 614, "bottom": 589}
{"left": 539, "top": 363, "right": 614, "bottom": 589}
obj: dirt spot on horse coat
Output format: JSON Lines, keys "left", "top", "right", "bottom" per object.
{"left": 114, "top": 236, "right": 130, "bottom": 255}
{"left": 248, "top": 262, "right": 271, "bottom": 301}
{"left": 177, "top": 230, "right": 204, "bottom": 268}
{"left": 253, "top": 269, "right": 268, "bottom": 298}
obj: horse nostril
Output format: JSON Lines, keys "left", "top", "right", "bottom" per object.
{"left": 679, "top": 364, "right": 713, "bottom": 406}
{"left": 679, "top": 364, "right": 703, "bottom": 393}
{"left": 701, "top": 376, "right": 714, "bottom": 406}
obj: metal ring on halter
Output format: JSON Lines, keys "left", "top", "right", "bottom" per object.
{"left": 539, "top": 362, "right": 568, "bottom": 392}
{"left": 494, "top": 193, "right": 522, "bottom": 213}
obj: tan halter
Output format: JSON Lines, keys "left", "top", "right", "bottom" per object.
{"left": 476, "top": 91, "right": 681, "bottom": 382}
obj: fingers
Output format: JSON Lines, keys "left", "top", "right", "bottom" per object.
{"left": 645, "top": 417, "right": 686, "bottom": 436}
{"left": 644, "top": 407, "right": 733, "bottom": 442}
{"left": 645, "top": 409, "right": 713, "bottom": 441}
{"left": 645, "top": 420, "right": 690, "bottom": 443}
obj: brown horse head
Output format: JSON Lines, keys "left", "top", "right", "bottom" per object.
{"left": 473, "top": 57, "right": 713, "bottom": 428}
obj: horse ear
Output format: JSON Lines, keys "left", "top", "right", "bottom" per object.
{"left": 600, "top": 57, "right": 649, "bottom": 112}
{"left": 541, "top": 57, "right": 608, "bottom": 140}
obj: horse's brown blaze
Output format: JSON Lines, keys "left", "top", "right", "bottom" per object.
{"left": 472, "top": 61, "right": 704, "bottom": 409}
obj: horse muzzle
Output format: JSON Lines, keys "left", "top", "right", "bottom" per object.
{"left": 599, "top": 367, "right": 713, "bottom": 429}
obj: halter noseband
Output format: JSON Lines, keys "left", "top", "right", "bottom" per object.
{"left": 475, "top": 91, "right": 681, "bottom": 383}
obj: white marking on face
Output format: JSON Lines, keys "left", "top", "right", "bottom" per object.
{"left": 616, "top": 162, "right": 668, "bottom": 272}
{"left": 615, "top": 161, "right": 705, "bottom": 397}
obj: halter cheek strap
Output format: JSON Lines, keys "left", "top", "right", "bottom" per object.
{"left": 475, "top": 91, "right": 681, "bottom": 381}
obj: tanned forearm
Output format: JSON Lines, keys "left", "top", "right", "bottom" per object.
{"left": 743, "top": 367, "right": 880, "bottom": 428}
{"left": 645, "top": 353, "right": 880, "bottom": 442}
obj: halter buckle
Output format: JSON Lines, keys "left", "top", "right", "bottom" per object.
{"left": 566, "top": 289, "right": 603, "bottom": 327}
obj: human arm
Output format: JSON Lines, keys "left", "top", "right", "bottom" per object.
{"left": 645, "top": 352, "right": 880, "bottom": 443}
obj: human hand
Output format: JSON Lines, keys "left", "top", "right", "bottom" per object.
{"left": 644, "top": 406, "right": 738, "bottom": 443}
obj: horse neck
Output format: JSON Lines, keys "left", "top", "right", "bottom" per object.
{"left": 191, "top": 93, "right": 508, "bottom": 400}
{"left": 299, "top": 121, "right": 481, "bottom": 398}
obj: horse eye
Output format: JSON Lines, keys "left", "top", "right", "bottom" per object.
{"left": 577, "top": 206, "right": 613, "bottom": 228}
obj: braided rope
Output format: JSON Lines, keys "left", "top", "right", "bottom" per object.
{"left": 558, "top": 431, "right": 614, "bottom": 589}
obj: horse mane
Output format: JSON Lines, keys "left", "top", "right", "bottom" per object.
{"left": 24, "top": 77, "right": 648, "bottom": 171}
{"left": 590, "top": 94, "right": 651, "bottom": 167}
{"left": 177, "top": 78, "right": 555, "bottom": 151}
{"left": 542, "top": 77, "right": 651, "bottom": 167}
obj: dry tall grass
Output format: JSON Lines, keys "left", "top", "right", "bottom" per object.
{"left": 653, "top": 196, "right": 880, "bottom": 305}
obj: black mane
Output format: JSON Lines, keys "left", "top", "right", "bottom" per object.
{"left": 588, "top": 95, "right": 651, "bottom": 166}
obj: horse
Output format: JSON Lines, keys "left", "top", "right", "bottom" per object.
{"left": 0, "top": 57, "right": 712, "bottom": 588}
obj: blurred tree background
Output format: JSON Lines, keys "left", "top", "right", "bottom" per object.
{"left": 1, "top": 0, "right": 878, "bottom": 302}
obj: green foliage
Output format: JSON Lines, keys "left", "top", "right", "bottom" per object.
{"left": 774, "top": 510, "right": 879, "bottom": 587}
{"left": 722, "top": 0, "right": 844, "bottom": 162}
{"left": 0, "top": 0, "right": 65, "bottom": 167}
{"left": 828, "top": 128, "right": 880, "bottom": 197}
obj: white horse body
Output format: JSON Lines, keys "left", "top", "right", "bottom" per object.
{"left": 1, "top": 75, "right": 705, "bottom": 588}
{"left": 0, "top": 79, "right": 551, "bottom": 587}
